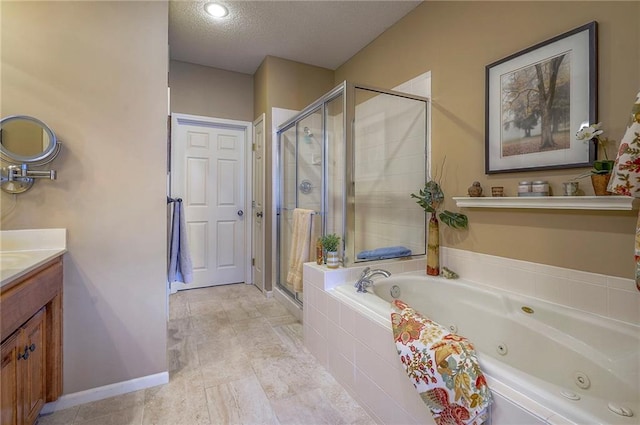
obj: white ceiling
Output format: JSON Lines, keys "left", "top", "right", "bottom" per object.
{"left": 169, "top": 0, "right": 423, "bottom": 75}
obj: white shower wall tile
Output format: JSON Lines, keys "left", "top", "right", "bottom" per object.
{"left": 608, "top": 287, "right": 640, "bottom": 324}
{"left": 443, "top": 247, "right": 639, "bottom": 325}
{"left": 339, "top": 303, "right": 357, "bottom": 337}
{"left": 354, "top": 339, "right": 434, "bottom": 422}
{"left": 326, "top": 294, "right": 340, "bottom": 325}
{"left": 327, "top": 349, "right": 355, "bottom": 393}
{"left": 307, "top": 304, "right": 328, "bottom": 341}
{"left": 607, "top": 274, "right": 637, "bottom": 291}
{"left": 327, "top": 321, "right": 355, "bottom": 364}
{"left": 354, "top": 371, "right": 420, "bottom": 425}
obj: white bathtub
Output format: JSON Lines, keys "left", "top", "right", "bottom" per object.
{"left": 329, "top": 271, "right": 639, "bottom": 425}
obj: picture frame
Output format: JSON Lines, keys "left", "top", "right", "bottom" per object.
{"left": 485, "top": 21, "right": 597, "bottom": 174}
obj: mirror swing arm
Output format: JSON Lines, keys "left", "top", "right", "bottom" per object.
{"left": 0, "top": 115, "right": 61, "bottom": 194}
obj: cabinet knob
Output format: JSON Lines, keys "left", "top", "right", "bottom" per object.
{"left": 17, "top": 348, "right": 29, "bottom": 360}
{"left": 17, "top": 344, "right": 35, "bottom": 360}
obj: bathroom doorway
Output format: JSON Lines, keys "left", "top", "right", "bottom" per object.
{"left": 170, "top": 113, "right": 253, "bottom": 290}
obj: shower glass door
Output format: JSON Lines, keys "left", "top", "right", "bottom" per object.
{"left": 277, "top": 108, "right": 323, "bottom": 303}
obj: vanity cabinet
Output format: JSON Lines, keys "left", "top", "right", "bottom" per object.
{"left": 1, "top": 309, "right": 46, "bottom": 425}
{"left": 0, "top": 257, "right": 63, "bottom": 425}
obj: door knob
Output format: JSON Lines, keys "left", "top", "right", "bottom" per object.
{"left": 256, "top": 212, "right": 263, "bottom": 218}
{"left": 237, "top": 210, "right": 244, "bottom": 216}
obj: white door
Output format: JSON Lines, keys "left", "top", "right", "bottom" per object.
{"left": 252, "top": 115, "right": 265, "bottom": 293}
{"left": 171, "top": 115, "right": 248, "bottom": 289}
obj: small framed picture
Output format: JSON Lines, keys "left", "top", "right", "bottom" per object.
{"left": 485, "top": 21, "right": 597, "bottom": 174}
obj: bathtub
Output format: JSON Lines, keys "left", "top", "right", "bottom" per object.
{"left": 329, "top": 271, "right": 639, "bottom": 424}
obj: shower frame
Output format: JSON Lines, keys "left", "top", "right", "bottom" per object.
{"left": 275, "top": 81, "right": 428, "bottom": 305}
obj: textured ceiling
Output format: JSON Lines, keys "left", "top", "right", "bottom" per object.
{"left": 169, "top": 0, "right": 423, "bottom": 75}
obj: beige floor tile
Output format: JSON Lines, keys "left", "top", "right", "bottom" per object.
{"left": 266, "top": 314, "right": 301, "bottom": 327}
{"left": 205, "top": 375, "right": 279, "bottom": 424}
{"left": 37, "top": 406, "right": 79, "bottom": 424}
{"left": 168, "top": 333, "right": 200, "bottom": 375}
{"left": 143, "top": 369, "right": 210, "bottom": 425}
{"left": 272, "top": 323, "right": 306, "bottom": 353}
{"left": 271, "top": 388, "right": 345, "bottom": 425}
{"left": 321, "top": 381, "right": 375, "bottom": 425}
{"left": 199, "top": 350, "right": 254, "bottom": 388}
{"left": 39, "top": 284, "right": 373, "bottom": 425}
{"left": 188, "top": 315, "right": 237, "bottom": 342}
{"left": 188, "top": 299, "right": 228, "bottom": 316}
{"left": 169, "top": 293, "right": 190, "bottom": 319}
{"left": 254, "top": 300, "right": 291, "bottom": 318}
{"left": 74, "top": 406, "right": 143, "bottom": 425}
{"left": 74, "top": 390, "right": 145, "bottom": 423}
{"left": 225, "top": 303, "right": 263, "bottom": 322}
{"left": 201, "top": 336, "right": 247, "bottom": 359}
{"left": 251, "top": 353, "right": 337, "bottom": 401}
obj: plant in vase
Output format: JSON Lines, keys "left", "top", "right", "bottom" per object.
{"left": 575, "top": 122, "right": 616, "bottom": 195}
{"left": 320, "top": 233, "right": 341, "bottom": 269}
{"left": 410, "top": 179, "right": 468, "bottom": 276}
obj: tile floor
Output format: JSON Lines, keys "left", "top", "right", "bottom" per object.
{"left": 38, "top": 283, "right": 374, "bottom": 425}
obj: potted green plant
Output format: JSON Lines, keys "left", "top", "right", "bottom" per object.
{"left": 575, "top": 122, "right": 616, "bottom": 195}
{"left": 411, "top": 179, "right": 468, "bottom": 276}
{"left": 320, "top": 233, "right": 341, "bottom": 268}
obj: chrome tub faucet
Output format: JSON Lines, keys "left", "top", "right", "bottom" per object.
{"left": 354, "top": 267, "right": 391, "bottom": 293}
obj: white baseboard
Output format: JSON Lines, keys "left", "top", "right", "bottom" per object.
{"left": 41, "top": 371, "right": 169, "bottom": 414}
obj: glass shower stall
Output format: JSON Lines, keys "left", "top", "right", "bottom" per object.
{"left": 276, "top": 81, "right": 428, "bottom": 305}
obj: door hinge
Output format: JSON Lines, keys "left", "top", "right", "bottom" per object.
{"left": 251, "top": 258, "right": 255, "bottom": 266}
{"left": 252, "top": 143, "right": 256, "bottom": 151}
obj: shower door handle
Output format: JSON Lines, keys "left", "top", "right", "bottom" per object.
{"left": 237, "top": 210, "right": 244, "bottom": 217}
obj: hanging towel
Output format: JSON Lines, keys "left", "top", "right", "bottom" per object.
{"left": 357, "top": 246, "right": 412, "bottom": 260}
{"left": 391, "top": 299, "right": 492, "bottom": 425}
{"left": 607, "top": 90, "right": 640, "bottom": 291}
{"left": 168, "top": 200, "right": 193, "bottom": 284}
{"left": 286, "top": 208, "right": 319, "bottom": 293}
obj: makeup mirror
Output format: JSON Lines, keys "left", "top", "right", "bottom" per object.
{"left": 0, "top": 115, "right": 60, "bottom": 193}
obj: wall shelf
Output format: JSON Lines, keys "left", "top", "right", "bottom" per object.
{"left": 452, "top": 196, "right": 637, "bottom": 211}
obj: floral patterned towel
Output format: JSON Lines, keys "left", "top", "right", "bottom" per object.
{"left": 607, "top": 91, "right": 640, "bottom": 290}
{"left": 391, "top": 299, "right": 492, "bottom": 425}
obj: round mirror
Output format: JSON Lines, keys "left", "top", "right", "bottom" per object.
{"left": 0, "top": 115, "right": 60, "bottom": 166}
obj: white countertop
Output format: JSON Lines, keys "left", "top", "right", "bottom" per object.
{"left": 0, "top": 229, "right": 67, "bottom": 287}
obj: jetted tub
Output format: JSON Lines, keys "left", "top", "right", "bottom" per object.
{"left": 331, "top": 271, "right": 639, "bottom": 424}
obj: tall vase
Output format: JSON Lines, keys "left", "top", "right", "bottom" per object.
{"left": 427, "top": 213, "right": 440, "bottom": 276}
{"left": 591, "top": 173, "right": 612, "bottom": 196}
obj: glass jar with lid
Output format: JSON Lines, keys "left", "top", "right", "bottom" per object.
{"left": 518, "top": 181, "right": 532, "bottom": 196}
{"left": 531, "top": 181, "right": 549, "bottom": 196}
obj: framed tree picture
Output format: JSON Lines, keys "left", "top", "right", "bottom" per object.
{"left": 485, "top": 21, "right": 597, "bottom": 174}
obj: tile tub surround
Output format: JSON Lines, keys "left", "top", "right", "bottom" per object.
{"left": 38, "top": 283, "right": 373, "bottom": 425}
{"left": 303, "top": 251, "right": 640, "bottom": 424}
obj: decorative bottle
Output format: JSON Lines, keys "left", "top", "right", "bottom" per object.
{"left": 316, "top": 238, "right": 323, "bottom": 265}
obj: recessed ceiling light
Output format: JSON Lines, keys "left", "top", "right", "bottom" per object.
{"left": 204, "top": 2, "right": 228, "bottom": 18}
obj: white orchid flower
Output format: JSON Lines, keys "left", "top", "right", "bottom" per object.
{"left": 576, "top": 122, "right": 604, "bottom": 140}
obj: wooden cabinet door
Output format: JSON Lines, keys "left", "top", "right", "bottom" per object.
{"left": 21, "top": 308, "right": 46, "bottom": 425}
{"left": 1, "top": 332, "right": 20, "bottom": 425}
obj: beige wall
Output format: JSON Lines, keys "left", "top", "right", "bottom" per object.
{"left": 253, "top": 56, "right": 334, "bottom": 291}
{"left": 1, "top": 1, "right": 169, "bottom": 394}
{"left": 336, "top": 1, "right": 640, "bottom": 278}
{"left": 169, "top": 60, "right": 253, "bottom": 121}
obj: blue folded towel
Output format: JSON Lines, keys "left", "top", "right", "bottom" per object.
{"left": 357, "top": 246, "right": 412, "bottom": 260}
